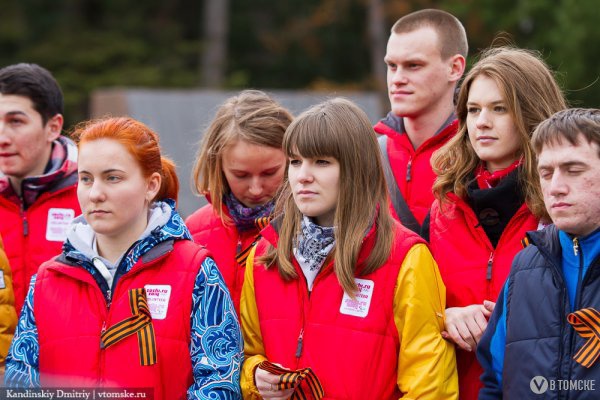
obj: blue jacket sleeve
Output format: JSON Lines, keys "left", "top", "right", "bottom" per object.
{"left": 476, "top": 281, "right": 508, "bottom": 400}
{"left": 4, "top": 275, "right": 40, "bottom": 387}
{"left": 188, "top": 256, "right": 243, "bottom": 399}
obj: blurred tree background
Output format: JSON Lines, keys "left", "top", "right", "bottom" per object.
{"left": 1, "top": 0, "right": 598, "bottom": 128}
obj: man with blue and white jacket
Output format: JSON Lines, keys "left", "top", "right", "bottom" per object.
{"left": 477, "top": 108, "right": 600, "bottom": 399}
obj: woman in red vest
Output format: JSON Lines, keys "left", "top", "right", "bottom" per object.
{"left": 186, "top": 90, "right": 292, "bottom": 315}
{"left": 425, "top": 47, "right": 567, "bottom": 399}
{"left": 5, "top": 117, "right": 243, "bottom": 399}
{"left": 241, "top": 98, "right": 458, "bottom": 399}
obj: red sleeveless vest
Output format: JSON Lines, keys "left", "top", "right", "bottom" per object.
{"left": 34, "top": 240, "right": 209, "bottom": 400}
{"left": 0, "top": 185, "right": 80, "bottom": 314}
{"left": 252, "top": 222, "right": 424, "bottom": 399}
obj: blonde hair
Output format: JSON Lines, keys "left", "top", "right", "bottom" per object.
{"left": 262, "top": 98, "right": 394, "bottom": 295}
{"left": 432, "top": 47, "right": 567, "bottom": 220}
{"left": 191, "top": 90, "right": 293, "bottom": 222}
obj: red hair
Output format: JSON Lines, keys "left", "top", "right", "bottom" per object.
{"left": 73, "top": 117, "right": 179, "bottom": 202}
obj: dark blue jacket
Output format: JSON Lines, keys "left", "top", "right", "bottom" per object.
{"left": 477, "top": 224, "right": 600, "bottom": 399}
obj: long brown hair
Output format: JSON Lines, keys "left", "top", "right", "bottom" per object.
{"left": 432, "top": 46, "right": 567, "bottom": 220}
{"left": 262, "top": 98, "right": 394, "bottom": 295}
{"left": 191, "top": 90, "right": 293, "bottom": 222}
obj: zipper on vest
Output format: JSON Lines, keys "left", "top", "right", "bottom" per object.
{"left": 406, "top": 158, "right": 412, "bottom": 182}
{"left": 565, "top": 239, "right": 585, "bottom": 394}
{"left": 295, "top": 328, "right": 304, "bottom": 358}
{"left": 19, "top": 202, "right": 29, "bottom": 236}
{"left": 486, "top": 252, "right": 494, "bottom": 280}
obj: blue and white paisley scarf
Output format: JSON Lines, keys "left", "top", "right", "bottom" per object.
{"left": 293, "top": 216, "right": 335, "bottom": 290}
{"left": 223, "top": 191, "right": 275, "bottom": 232}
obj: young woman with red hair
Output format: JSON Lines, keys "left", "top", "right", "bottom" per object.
{"left": 5, "top": 117, "right": 243, "bottom": 399}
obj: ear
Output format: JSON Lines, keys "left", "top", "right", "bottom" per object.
{"left": 448, "top": 54, "right": 466, "bottom": 84}
{"left": 44, "top": 114, "right": 63, "bottom": 143}
{"left": 146, "top": 171, "right": 162, "bottom": 202}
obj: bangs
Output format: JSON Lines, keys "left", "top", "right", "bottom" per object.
{"left": 283, "top": 112, "right": 341, "bottom": 159}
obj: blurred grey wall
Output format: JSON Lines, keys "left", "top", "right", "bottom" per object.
{"left": 91, "top": 89, "right": 383, "bottom": 218}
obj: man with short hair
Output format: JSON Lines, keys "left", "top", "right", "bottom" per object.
{"left": 478, "top": 108, "right": 600, "bottom": 399}
{"left": 0, "top": 63, "right": 80, "bottom": 314}
{"left": 376, "top": 8, "right": 467, "bottom": 233}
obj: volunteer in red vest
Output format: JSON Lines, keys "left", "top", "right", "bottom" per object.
{"left": 0, "top": 63, "right": 80, "bottom": 314}
{"left": 5, "top": 117, "right": 243, "bottom": 399}
{"left": 186, "top": 90, "right": 292, "bottom": 315}
{"left": 241, "top": 98, "right": 457, "bottom": 399}
{"left": 424, "top": 47, "right": 566, "bottom": 399}
{"left": 376, "top": 9, "right": 467, "bottom": 234}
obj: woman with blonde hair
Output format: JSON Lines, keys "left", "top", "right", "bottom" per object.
{"left": 425, "top": 46, "right": 567, "bottom": 399}
{"left": 186, "top": 90, "right": 292, "bottom": 315}
{"left": 241, "top": 98, "right": 457, "bottom": 399}
{"left": 5, "top": 117, "right": 242, "bottom": 398}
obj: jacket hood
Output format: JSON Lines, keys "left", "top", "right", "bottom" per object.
{"left": 63, "top": 199, "right": 191, "bottom": 274}
{"left": 0, "top": 136, "right": 78, "bottom": 207}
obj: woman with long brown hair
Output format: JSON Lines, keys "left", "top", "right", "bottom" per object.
{"left": 241, "top": 98, "right": 457, "bottom": 399}
{"left": 426, "top": 46, "right": 567, "bottom": 399}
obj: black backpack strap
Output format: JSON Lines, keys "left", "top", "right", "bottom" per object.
{"left": 378, "top": 135, "right": 421, "bottom": 234}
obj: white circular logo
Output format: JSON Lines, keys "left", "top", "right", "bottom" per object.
{"left": 530, "top": 376, "right": 549, "bottom": 394}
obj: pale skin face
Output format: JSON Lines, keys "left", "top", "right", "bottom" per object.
{"left": 221, "top": 140, "right": 286, "bottom": 208}
{"left": 0, "top": 94, "right": 63, "bottom": 193}
{"left": 288, "top": 155, "right": 340, "bottom": 227}
{"left": 537, "top": 137, "right": 600, "bottom": 237}
{"left": 77, "top": 138, "right": 160, "bottom": 263}
{"left": 384, "top": 27, "right": 465, "bottom": 121}
{"left": 466, "top": 75, "right": 522, "bottom": 172}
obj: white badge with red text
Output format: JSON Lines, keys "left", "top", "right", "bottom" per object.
{"left": 340, "top": 278, "right": 374, "bottom": 318}
{"left": 46, "top": 208, "right": 75, "bottom": 242}
{"left": 144, "top": 285, "right": 172, "bottom": 320}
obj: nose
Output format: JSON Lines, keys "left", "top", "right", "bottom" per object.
{"left": 548, "top": 170, "right": 568, "bottom": 197}
{"left": 296, "top": 162, "right": 314, "bottom": 183}
{"left": 0, "top": 122, "right": 10, "bottom": 145}
{"left": 476, "top": 109, "right": 491, "bottom": 130}
{"left": 247, "top": 176, "right": 263, "bottom": 196}
{"left": 390, "top": 68, "right": 408, "bottom": 86}
{"left": 88, "top": 181, "right": 106, "bottom": 203}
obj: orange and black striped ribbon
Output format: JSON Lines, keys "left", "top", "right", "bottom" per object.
{"left": 235, "top": 217, "right": 271, "bottom": 267}
{"left": 258, "top": 360, "right": 324, "bottom": 400}
{"left": 100, "top": 288, "right": 157, "bottom": 366}
{"left": 567, "top": 307, "right": 600, "bottom": 368}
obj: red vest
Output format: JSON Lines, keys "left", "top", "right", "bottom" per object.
{"left": 34, "top": 240, "right": 209, "bottom": 400}
{"left": 375, "top": 120, "right": 457, "bottom": 225}
{"left": 428, "top": 194, "right": 538, "bottom": 400}
{"left": 186, "top": 204, "right": 257, "bottom": 316}
{"left": 0, "top": 185, "right": 80, "bottom": 314}
{"left": 252, "top": 223, "right": 424, "bottom": 399}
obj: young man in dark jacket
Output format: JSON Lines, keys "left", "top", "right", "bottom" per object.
{"left": 477, "top": 108, "right": 600, "bottom": 399}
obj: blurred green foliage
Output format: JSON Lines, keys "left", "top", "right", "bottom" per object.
{"left": 1, "top": 0, "right": 597, "bottom": 128}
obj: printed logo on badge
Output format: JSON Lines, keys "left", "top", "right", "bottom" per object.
{"left": 46, "top": 208, "right": 75, "bottom": 242}
{"left": 340, "top": 278, "right": 374, "bottom": 318}
{"left": 144, "top": 285, "right": 171, "bottom": 320}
